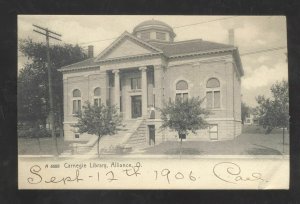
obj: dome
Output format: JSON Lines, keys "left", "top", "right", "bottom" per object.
{"left": 132, "top": 19, "right": 176, "bottom": 41}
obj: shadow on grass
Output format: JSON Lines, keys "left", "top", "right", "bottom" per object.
{"left": 246, "top": 147, "right": 282, "bottom": 155}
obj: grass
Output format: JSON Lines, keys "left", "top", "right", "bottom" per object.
{"left": 242, "top": 124, "right": 287, "bottom": 134}
{"left": 18, "top": 137, "right": 84, "bottom": 155}
{"left": 142, "top": 131, "right": 289, "bottom": 155}
{"left": 18, "top": 125, "right": 289, "bottom": 156}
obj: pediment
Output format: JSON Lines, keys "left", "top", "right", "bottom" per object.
{"left": 95, "top": 32, "right": 162, "bottom": 61}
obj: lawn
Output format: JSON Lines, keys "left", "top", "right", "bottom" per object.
{"left": 18, "top": 137, "right": 80, "bottom": 155}
{"left": 143, "top": 131, "right": 289, "bottom": 156}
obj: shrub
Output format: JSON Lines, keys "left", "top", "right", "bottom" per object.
{"left": 18, "top": 125, "right": 51, "bottom": 138}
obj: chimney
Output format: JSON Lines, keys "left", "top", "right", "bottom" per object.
{"left": 228, "top": 29, "right": 235, "bottom": 46}
{"left": 88, "top": 45, "right": 94, "bottom": 58}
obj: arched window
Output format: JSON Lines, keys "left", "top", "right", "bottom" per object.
{"left": 175, "top": 80, "right": 188, "bottom": 101}
{"left": 93, "top": 87, "right": 101, "bottom": 106}
{"left": 206, "top": 78, "right": 221, "bottom": 109}
{"left": 73, "top": 89, "right": 81, "bottom": 97}
{"left": 72, "top": 89, "right": 81, "bottom": 114}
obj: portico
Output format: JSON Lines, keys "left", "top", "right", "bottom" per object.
{"left": 107, "top": 64, "right": 160, "bottom": 120}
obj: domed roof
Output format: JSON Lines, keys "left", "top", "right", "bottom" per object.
{"left": 133, "top": 19, "right": 176, "bottom": 37}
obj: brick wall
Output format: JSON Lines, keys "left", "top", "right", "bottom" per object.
{"left": 62, "top": 68, "right": 107, "bottom": 140}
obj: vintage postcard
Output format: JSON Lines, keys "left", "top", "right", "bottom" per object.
{"left": 18, "top": 15, "right": 289, "bottom": 189}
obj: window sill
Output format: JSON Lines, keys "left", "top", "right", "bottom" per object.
{"left": 207, "top": 108, "right": 225, "bottom": 111}
{"left": 71, "top": 113, "right": 81, "bottom": 116}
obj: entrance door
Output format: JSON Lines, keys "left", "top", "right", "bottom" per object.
{"left": 131, "top": 95, "right": 142, "bottom": 118}
{"left": 148, "top": 125, "right": 155, "bottom": 145}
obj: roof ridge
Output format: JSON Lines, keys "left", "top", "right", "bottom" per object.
{"left": 170, "top": 39, "right": 203, "bottom": 44}
{"left": 62, "top": 57, "right": 95, "bottom": 68}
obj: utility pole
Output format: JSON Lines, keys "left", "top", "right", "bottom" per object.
{"left": 33, "top": 24, "right": 61, "bottom": 156}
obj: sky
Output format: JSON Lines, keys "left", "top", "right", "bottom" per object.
{"left": 18, "top": 15, "right": 288, "bottom": 107}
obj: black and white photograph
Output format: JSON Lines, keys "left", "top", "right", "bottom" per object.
{"left": 17, "top": 15, "right": 289, "bottom": 189}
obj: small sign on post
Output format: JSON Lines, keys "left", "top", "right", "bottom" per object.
{"left": 179, "top": 132, "right": 186, "bottom": 139}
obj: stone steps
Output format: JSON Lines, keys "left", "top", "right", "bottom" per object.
{"left": 85, "top": 119, "right": 144, "bottom": 155}
{"left": 65, "top": 119, "right": 148, "bottom": 155}
{"left": 125, "top": 120, "right": 147, "bottom": 148}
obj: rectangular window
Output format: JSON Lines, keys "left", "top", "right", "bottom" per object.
{"left": 73, "top": 100, "right": 76, "bottom": 114}
{"left": 141, "top": 32, "right": 150, "bottom": 40}
{"left": 183, "top": 93, "right": 188, "bottom": 101}
{"left": 131, "top": 78, "right": 141, "bottom": 90}
{"left": 73, "top": 100, "right": 81, "bottom": 114}
{"left": 206, "top": 91, "right": 220, "bottom": 109}
{"left": 78, "top": 100, "right": 81, "bottom": 113}
{"left": 94, "top": 99, "right": 98, "bottom": 106}
{"left": 206, "top": 91, "right": 213, "bottom": 108}
{"left": 209, "top": 124, "right": 218, "bottom": 140}
{"left": 175, "top": 93, "right": 182, "bottom": 101}
{"left": 175, "top": 93, "right": 189, "bottom": 102}
{"left": 75, "top": 134, "right": 80, "bottom": 139}
{"left": 94, "top": 98, "right": 101, "bottom": 106}
{"left": 214, "top": 91, "right": 220, "bottom": 108}
{"left": 156, "top": 32, "right": 166, "bottom": 40}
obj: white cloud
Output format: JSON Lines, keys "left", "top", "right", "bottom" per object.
{"left": 257, "top": 55, "right": 269, "bottom": 63}
{"left": 242, "top": 62, "right": 288, "bottom": 90}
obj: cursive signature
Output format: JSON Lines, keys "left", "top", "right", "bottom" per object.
{"left": 213, "top": 162, "right": 268, "bottom": 184}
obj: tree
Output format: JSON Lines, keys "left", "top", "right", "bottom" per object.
{"left": 73, "top": 102, "right": 122, "bottom": 158}
{"left": 18, "top": 38, "right": 87, "bottom": 139}
{"left": 160, "top": 97, "right": 210, "bottom": 156}
{"left": 241, "top": 102, "right": 250, "bottom": 125}
{"left": 255, "top": 80, "right": 289, "bottom": 140}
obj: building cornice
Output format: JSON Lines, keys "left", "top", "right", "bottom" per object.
{"left": 58, "top": 66, "right": 100, "bottom": 73}
{"left": 97, "top": 52, "right": 163, "bottom": 64}
{"left": 168, "top": 48, "right": 235, "bottom": 59}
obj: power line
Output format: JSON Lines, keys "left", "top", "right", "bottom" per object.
{"left": 79, "top": 37, "right": 119, "bottom": 45}
{"left": 240, "top": 46, "right": 287, "bottom": 56}
{"left": 173, "top": 16, "right": 237, "bottom": 29}
{"left": 78, "top": 16, "right": 238, "bottom": 45}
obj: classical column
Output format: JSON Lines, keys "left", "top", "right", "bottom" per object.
{"left": 112, "top": 69, "right": 120, "bottom": 112}
{"left": 139, "top": 66, "right": 148, "bottom": 118}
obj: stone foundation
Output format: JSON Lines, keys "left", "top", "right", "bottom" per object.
{"left": 63, "top": 119, "right": 242, "bottom": 143}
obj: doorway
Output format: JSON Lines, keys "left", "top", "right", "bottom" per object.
{"left": 131, "top": 95, "right": 142, "bottom": 118}
{"left": 148, "top": 125, "right": 155, "bottom": 145}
